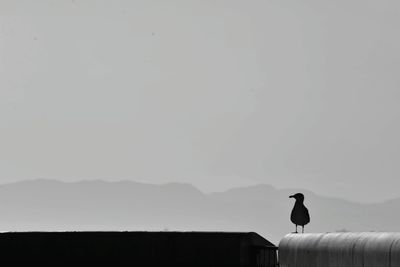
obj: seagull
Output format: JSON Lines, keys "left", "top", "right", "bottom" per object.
{"left": 289, "top": 193, "right": 310, "bottom": 233}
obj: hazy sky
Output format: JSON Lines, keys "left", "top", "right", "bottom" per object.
{"left": 1, "top": 0, "right": 399, "bottom": 203}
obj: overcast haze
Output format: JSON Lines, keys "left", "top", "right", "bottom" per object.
{"left": 1, "top": 0, "right": 400, "bottom": 203}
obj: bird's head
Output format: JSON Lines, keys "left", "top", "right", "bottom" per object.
{"left": 289, "top": 193, "right": 305, "bottom": 203}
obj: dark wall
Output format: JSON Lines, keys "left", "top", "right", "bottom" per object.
{"left": 0, "top": 232, "right": 277, "bottom": 266}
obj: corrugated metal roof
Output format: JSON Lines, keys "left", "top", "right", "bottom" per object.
{"left": 279, "top": 232, "right": 400, "bottom": 267}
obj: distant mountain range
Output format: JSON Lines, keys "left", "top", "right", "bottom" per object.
{"left": 0, "top": 179, "right": 398, "bottom": 244}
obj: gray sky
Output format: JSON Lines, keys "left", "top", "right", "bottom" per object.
{"left": 1, "top": 0, "right": 399, "bottom": 203}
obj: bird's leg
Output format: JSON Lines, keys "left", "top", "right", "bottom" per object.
{"left": 294, "top": 225, "right": 298, "bottom": 233}
{"left": 302, "top": 226, "right": 304, "bottom": 234}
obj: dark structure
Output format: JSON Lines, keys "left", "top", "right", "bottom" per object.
{"left": 0, "top": 231, "right": 277, "bottom": 266}
{"left": 289, "top": 193, "right": 310, "bottom": 233}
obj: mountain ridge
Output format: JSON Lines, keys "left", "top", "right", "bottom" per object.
{"left": 0, "top": 179, "right": 398, "bottom": 244}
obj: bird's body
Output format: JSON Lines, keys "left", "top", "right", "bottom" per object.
{"left": 289, "top": 193, "right": 310, "bottom": 233}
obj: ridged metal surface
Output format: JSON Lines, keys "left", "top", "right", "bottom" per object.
{"left": 279, "top": 232, "right": 400, "bottom": 267}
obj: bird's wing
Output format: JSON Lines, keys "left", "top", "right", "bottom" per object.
{"left": 304, "top": 207, "right": 310, "bottom": 224}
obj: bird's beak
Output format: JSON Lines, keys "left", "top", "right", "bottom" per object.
{"left": 289, "top": 195, "right": 294, "bottom": 198}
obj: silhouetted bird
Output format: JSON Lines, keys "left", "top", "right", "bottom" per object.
{"left": 289, "top": 193, "right": 310, "bottom": 233}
